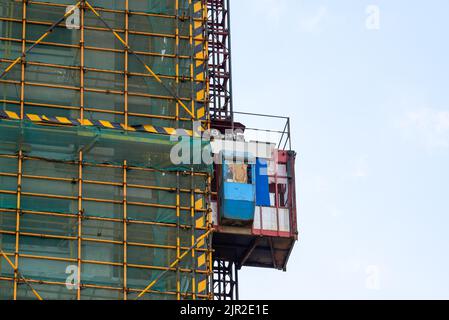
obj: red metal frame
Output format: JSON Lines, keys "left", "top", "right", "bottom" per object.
{"left": 207, "top": 0, "right": 234, "bottom": 121}
{"left": 212, "top": 150, "right": 297, "bottom": 240}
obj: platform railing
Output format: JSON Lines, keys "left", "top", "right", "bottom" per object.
{"left": 233, "top": 111, "right": 292, "bottom": 151}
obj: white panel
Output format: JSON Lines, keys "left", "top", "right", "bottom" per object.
{"left": 269, "top": 193, "right": 276, "bottom": 206}
{"left": 253, "top": 206, "right": 261, "bottom": 229}
{"left": 267, "top": 159, "right": 276, "bottom": 176}
{"left": 277, "top": 177, "right": 288, "bottom": 184}
{"left": 278, "top": 208, "right": 290, "bottom": 232}
{"left": 211, "top": 201, "right": 218, "bottom": 225}
{"left": 261, "top": 207, "right": 278, "bottom": 231}
{"left": 278, "top": 164, "right": 287, "bottom": 177}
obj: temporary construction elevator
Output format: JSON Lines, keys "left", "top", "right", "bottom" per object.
{"left": 207, "top": 0, "right": 297, "bottom": 300}
{"left": 0, "top": 0, "right": 298, "bottom": 300}
{"left": 0, "top": 0, "right": 212, "bottom": 300}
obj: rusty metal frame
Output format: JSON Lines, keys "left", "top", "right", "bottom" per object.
{"left": 207, "top": 0, "right": 234, "bottom": 121}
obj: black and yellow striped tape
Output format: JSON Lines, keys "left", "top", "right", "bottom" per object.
{"left": 194, "top": 195, "right": 209, "bottom": 295}
{"left": 0, "top": 110, "right": 204, "bottom": 137}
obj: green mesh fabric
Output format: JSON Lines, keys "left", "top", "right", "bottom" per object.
{"left": 0, "top": 0, "right": 207, "bottom": 129}
{"left": 0, "top": 0, "right": 210, "bottom": 300}
{"left": 0, "top": 119, "right": 211, "bottom": 300}
{"left": 0, "top": 119, "right": 212, "bottom": 173}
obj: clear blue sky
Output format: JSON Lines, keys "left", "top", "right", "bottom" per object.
{"left": 230, "top": 0, "right": 449, "bottom": 299}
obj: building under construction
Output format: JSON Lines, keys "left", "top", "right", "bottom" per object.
{"left": 0, "top": 0, "right": 297, "bottom": 300}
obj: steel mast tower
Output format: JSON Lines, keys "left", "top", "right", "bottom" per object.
{"left": 207, "top": 0, "right": 298, "bottom": 300}
{"left": 207, "top": 0, "right": 233, "bottom": 122}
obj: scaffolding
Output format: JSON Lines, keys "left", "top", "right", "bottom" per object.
{"left": 207, "top": 0, "right": 233, "bottom": 121}
{"left": 0, "top": 0, "right": 209, "bottom": 128}
{"left": 0, "top": 0, "right": 213, "bottom": 300}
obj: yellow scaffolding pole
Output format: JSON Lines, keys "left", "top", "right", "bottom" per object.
{"left": 135, "top": 228, "right": 214, "bottom": 299}
{"left": 0, "top": 249, "right": 43, "bottom": 300}
{"left": 0, "top": 2, "right": 82, "bottom": 80}
{"left": 0, "top": 1, "right": 211, "bottom": 300}
{"left": 84, "top": 1, "right": 196, "bottom": 119}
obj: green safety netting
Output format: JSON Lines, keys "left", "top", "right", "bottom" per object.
{"left": 0, "top": 0, "right": 207, "bottom": 129}
{"left": 0, "top": 118, "right": 212, "bottom": 173}
{"left": 0, "top": 119, "right": 210, "bottom": 300}
{"left": 0, "top": 0, "right": 210, "bottom": 300}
